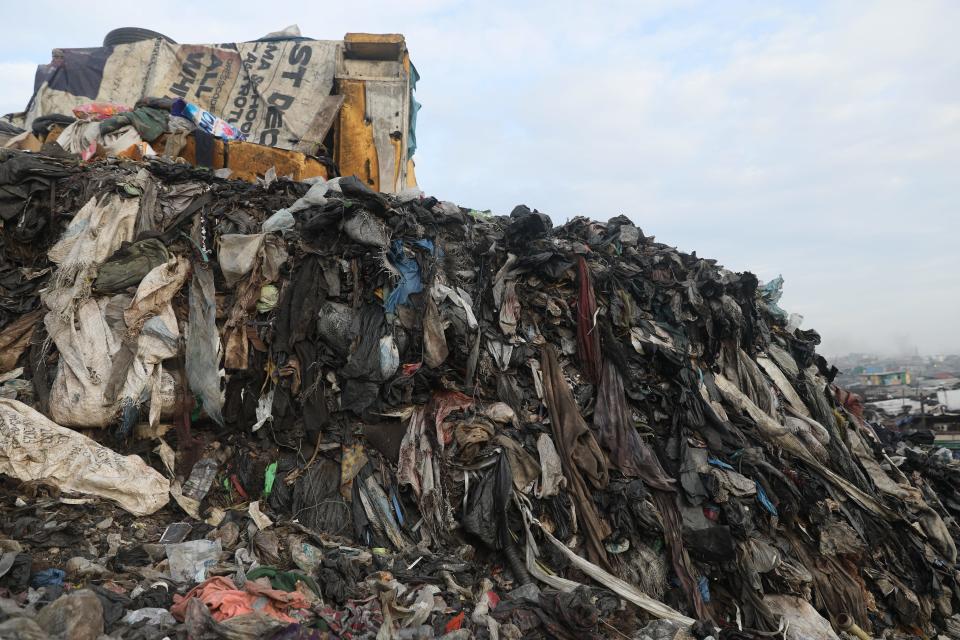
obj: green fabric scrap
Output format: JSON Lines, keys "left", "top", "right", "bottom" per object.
{"left": 93, "top": 238, "right": 170, "bottom": 293}
{"left": 246, "top": 566, "right": 321, "bottom": 596}
{"left": 100, "top": 107, "right": 169, "bottom": 142}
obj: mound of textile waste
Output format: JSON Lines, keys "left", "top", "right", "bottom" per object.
{"left": 0, "top": 147, "right": 957, "bottom": 640}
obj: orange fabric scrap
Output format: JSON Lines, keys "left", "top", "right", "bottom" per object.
{"left": 170, "top": 576, "right": 311, "bottom": 623}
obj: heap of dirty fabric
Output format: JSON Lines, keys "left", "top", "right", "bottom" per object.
{"left": 0, "top": 147, "right": 958, "bottom": 640}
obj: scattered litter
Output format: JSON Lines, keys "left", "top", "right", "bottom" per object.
{"left": 166, "top": 540, "right": 222, "bottom": 583}
{"left": 159, "top": 522, "right": 193, "bottom": 544}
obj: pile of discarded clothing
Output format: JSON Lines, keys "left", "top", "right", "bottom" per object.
{"left": 1, "top": 98, "right": 247, "bottom": 158}
{"left": 0, "top": 147, "right": 958, "bottom": 640}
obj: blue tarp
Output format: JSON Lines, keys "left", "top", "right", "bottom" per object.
{"left": 383, "top": 239, "right": 434, "bottom": 312}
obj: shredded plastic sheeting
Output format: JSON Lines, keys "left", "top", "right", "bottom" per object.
{"left": 186, "top": 266, "right": 224, "bottom": 426}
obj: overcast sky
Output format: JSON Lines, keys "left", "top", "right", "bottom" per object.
{"left": 1, "top": 1, "right": 957, "bottom": 357}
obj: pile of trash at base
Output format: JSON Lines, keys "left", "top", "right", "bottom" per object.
{"left": 1, "top": 149, "right": 960, "bottom": 640}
